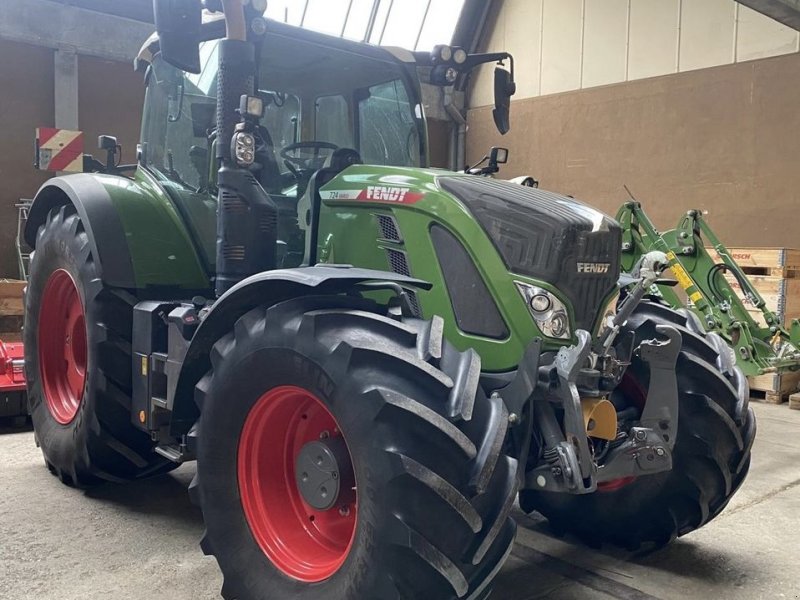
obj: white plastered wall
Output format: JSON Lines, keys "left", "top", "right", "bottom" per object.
{"left": 470, "top": 0, "right": 800, "bottom": 107}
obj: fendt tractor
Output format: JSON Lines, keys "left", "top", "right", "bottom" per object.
{"left": 23, "top": 1, "right": 755, "bottom": 598}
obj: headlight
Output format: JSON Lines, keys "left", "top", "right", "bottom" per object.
{"left": 232, "top": 131, "right": 256, "bottom": 166}
{"left": 550, "top": 313, "right": 568, "bottom": 338}
{"left": 436, "top": 45, "right": 453, "bottom": 62}
{"left": 530, "top": 293, "right": 551, "bottom": 313}
{"left": 515, "top": 282, "right": 571, "bottom": 340}
{"left": 453, "top": 47, "right": 468, "bottom": 64}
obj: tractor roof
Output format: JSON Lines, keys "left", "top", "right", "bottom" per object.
{"left": 135, "top": 15, "right": 416, "bottom": 73}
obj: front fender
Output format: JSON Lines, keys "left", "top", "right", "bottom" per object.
{"left": 170, "top": 266, "right": 431, "bottom": 435}
{"left": 26, "top": 173, "right": 210, "bottom": 290}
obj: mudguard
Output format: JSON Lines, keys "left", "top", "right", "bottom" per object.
{"left": 170, "top": 266, "right": 431, "bottom": 435}
{"left": 25, "top": 173, "right": 210, "bottom": 291}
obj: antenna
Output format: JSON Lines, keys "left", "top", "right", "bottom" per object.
{"left": 623, "top": 184, "right": 638, "bottom": 203}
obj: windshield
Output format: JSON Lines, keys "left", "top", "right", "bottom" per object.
{"left": 140, "top": 35, "right": 426, "bottom": 197}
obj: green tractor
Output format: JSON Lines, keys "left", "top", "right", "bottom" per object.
{"left": 23, "top": 2, "right": 754, "bottom": 598}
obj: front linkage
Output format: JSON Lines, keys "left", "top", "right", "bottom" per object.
{"left": 617, "top": 201, "right": 800, "bottom": 376}
{"left": 501, "top": 251, "right": 681, "bottom": 495}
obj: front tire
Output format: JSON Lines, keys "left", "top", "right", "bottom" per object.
{"left": 192, "top": 296, "right": 518, "bottom": 599}
{"left": 521, "top": 300, "right": 755, "bottom": 549}
{"left": 25, "top": 206, "right": 173, "bottom": 486}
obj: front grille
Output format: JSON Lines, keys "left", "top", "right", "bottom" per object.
{"left": 430, "top": 224, "right": 508, "bottom": 339}
{"left": 386, "top": 248, "right": 410, "bottom": 277}
{"left": 406, "top": 290, "right": 421, "bottom": 316}
{"left": 376, "top": 214, "right": 402, "bottom": 242}
{"left": 384, "top": 248, "right": 421, "bottom": 316}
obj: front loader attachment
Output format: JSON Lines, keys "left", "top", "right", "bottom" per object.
{"left": 617, "top": 201, "right": 800, "bottom": 377}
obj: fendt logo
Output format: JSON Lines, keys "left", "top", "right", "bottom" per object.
{"left": 353, "top": 186, "right": 425, "bottom": 204}
{"left": 577, "top": 262, "right": 611, "bottom": 274}
{"left": 321, "top": 186, "right": 424, "bottom": 204}
{"left": 365, "top": 186, "right": 411, "bottom": 202}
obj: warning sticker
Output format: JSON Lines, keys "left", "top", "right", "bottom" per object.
{"left": 666, "top": 251, "right": 694, "bottom": 291}
{"left": 36, "top": 128, "right": 84, "bottom": 172}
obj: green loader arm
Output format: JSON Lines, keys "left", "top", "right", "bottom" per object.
{"left": 617, "top": 201, "right": 800, "bottom": 376}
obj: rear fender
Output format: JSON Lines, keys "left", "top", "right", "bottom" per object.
{"left": 169, "top": 266, "right": 431, "bottom": 436}
{"left": 26, "top": 175, "right": 137, "bottom": 287}
{"left": 26, "top": 173, "right": 210, "bottom": 291}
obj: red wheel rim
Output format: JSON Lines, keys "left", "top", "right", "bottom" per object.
{"left": 238, "top": 385, "right": 357, "bottom": 582}
{"left": 38, "top": 269, "right": 87, "bottom": 425}
{"left": 597, "top": 371, "right": 647, "bottom": 493}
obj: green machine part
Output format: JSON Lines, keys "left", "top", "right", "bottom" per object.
{"left": 315, "top": 165, "right": 618, "bottom": 373}
{"left": 93, "top": 170, "right": 212, "bottom": 290}
{"left": 617, "top": 201, "right": 800, "bottom": 376}
{"left": 70, "top": 163, "right": 617, "bottom": 375}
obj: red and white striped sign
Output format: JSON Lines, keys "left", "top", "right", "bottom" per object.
{"left": 36, "top": 128, "right": 84, "bottom": 172}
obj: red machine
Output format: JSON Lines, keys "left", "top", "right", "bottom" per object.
{"left": 0, "top": 340, "right": 27, "bottom": 420}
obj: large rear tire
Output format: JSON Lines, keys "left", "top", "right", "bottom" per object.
{"left": 24, "top": 206, "right": 173, "bottom": 486}
{"left": 192, "top": 296, "right": 518, "bottom": 599}
{"left": 521, "top": 300, "right": 755, "bottom": 549}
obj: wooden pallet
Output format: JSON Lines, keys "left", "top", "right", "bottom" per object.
{"left": 710, "top": 247, "right": 800, "bottom": 328}
{"left": 722, "top": 274, "right": 800, "bottom": 327}
{"left": 0, "top": 279, "right": 25, "bottom": 343}
{"left": 722, "top": 247, "right": 800, "bottom": 278}
{"left": 748, "top": 370, "right": 800, "bottom": 404}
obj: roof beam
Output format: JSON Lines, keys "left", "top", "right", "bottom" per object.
{"left": 49, "top": 0, "right": 155, "bottom": 23}
{"left": 452, "top": 0, "right": 498, "bottom": 53}
{"left": 737, "top": 0, "right": 800, "bottom": 31}
{"left": 0, "top": 0, "right": 154, "bottom": 62}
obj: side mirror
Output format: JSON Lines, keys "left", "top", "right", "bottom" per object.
{"left": 492, "top": 67, "right": 516, "bottom": 135}
{"left": 465, "top": 146, "right": 508, "bottom": 176}
{"left": 98, "top": 135, "right": 119, "bottom": 172}
{"left": 489, "top": 147, "right": 508, "bottom": 165}
{"left": 153, "top": 0, "right": 203, "bottom": 74}
{"left": 98, "top": 135, "right": 118, "bottom": 152}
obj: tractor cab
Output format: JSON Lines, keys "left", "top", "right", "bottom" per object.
{"left": 136, "top": 17, "right": 509, "bottom": 270}
{"left": 138, "top": 22, "right": 425, "bottom": 269}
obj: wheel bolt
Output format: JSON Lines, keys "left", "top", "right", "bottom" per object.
{"left": 339, "top": 505, "right": 350, "bottom": 517}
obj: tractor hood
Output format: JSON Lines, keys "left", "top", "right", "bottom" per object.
{"left": 315, "top": 165, "right": 623, "bottom": 368}
{"left": 319, "top": 167, "right": 621, "bottom": 335}
{"left": 436, "top": 176, "right": 622, "bottom": 332}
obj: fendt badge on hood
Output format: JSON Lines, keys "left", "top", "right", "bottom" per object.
{"left": 320, "top": 186, "right": 425, "bottom": 205}
{"left": 577, "top": 262, "right": 611, "bottom": 274}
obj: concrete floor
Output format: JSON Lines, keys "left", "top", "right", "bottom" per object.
{"left": 1, "top": 402, "right": 798, "bottom": 600}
